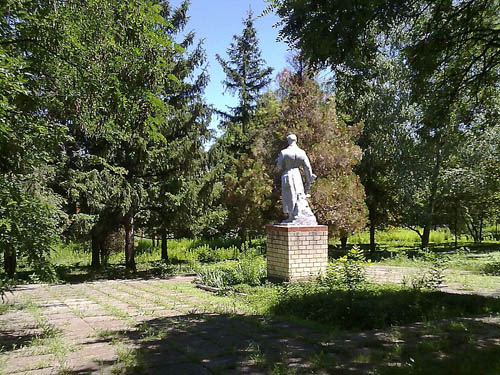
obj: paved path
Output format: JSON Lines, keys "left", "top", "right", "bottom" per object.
{"left": 366, "top": 265, "right": 500, "bottom": 298}
{"left": 1, "top": 276, "right": 327, "bottom": 375}
{"left": 1, "top": 271, "right": 500, "bottom": 374}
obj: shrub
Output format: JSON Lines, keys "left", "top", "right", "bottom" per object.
{"left": 324, "top": 247, "right": 367, "bottom": 291}
{"left": 482, "top": 262, "right": 500, "bottom": 276}
{"left": 151, "top": 261, "right": 197, "bottom": 278}
{"left": 196, "top": 255, "right": 266, "bottom": 288}
{"left": 135, "top": 239, "right": 153, "bottom": 255}
{"left": 270, "top": 282, "right": 500, "bottom": 330}
{"left": 192, "top": 244, "right": 238, "bottom": 263}
{"left": 401, "top": 248, "right": 448, "bottom": 290}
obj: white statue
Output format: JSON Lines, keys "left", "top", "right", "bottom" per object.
{"left": 277, "top": 134, "right": 318, "bottom": 225}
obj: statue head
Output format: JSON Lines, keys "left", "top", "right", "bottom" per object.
{"left": 287, "top": 134, "right": 297, "bottom": 145}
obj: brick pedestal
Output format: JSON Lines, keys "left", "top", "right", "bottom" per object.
{"left": 266, "top": 224, "right": 328, "bottom": 281}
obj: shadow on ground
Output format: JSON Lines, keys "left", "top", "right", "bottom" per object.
{"left": 64, "top": 312, "right": 500, "bottom": 375}
{"left": 72, "top": 313, "right": 324, "bottom": 375}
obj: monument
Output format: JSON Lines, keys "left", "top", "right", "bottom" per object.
{"left": 266, "top": 134, "right": 328, "bottom": 281}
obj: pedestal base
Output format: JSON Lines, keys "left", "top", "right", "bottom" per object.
{"left": 266, "top": 224, "right": 328, "bottom": 281}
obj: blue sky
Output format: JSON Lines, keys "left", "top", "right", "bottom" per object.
{"left": 170, "top": 0, "right": 290, "bottom": 130}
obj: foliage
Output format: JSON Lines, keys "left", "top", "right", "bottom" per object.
{"left": 324, "top": 247, "right": 367, "bottom": 291}
{"left": 440, "top": 124, "right": 500, "bottom": 243}
{"left": 216, "top": 10, "right": 274, "bottom": 129}
{"left": 196, "top": 255, "right": 266, "bottom": 289}
{"left": 2, "top": 0, "right": 213, "bottom": 271}
{"left": 190, "top": 244, "right": 238, "bottom": 263}
{"left": 482, "top": 262, "right": 500, "bottom": 276}
{"left": 271, "top": 0, "right": 500, "bottom": 249}
{"left": 1, "top": 0, "right": 68, "bottom": 280}
{"left": 222, "top": 155, "right": 273, "bottom": 240}
{"left": 215, "top": 11, "right": 275, "bottom": 241}
{"left": 348, "top": 227, "right": 462, "bottom": 246}
{"left": 0, "top": 175, "right": 66, "bottom": 280}
{"left": 401, "top": 249, "right": 448, "bottom": 290}
{"left": 256, "top": 66, "right": 368, "bottom": 236}
{"left": 270, "top": 280, "right": 500, "bottom": 331}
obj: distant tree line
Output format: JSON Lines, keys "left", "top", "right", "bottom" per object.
{"left": 1, "top": 0, "right": 499, "bottom": 279}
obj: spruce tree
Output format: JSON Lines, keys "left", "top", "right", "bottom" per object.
{"left": 1, "top": 0, "right": 67, "bottom": 280}
{"left": 215, "top": 11, "right": 274, "bottom": 244}
{"left": 216, "top": 10, "right": 273, "bottom": 137}
{"left": 8, "top": 0, "right": 211, "bottom": 271}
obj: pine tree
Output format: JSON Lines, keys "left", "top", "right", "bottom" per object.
{"left": 1, "top": 0, "right": 67, "bottom": 280}
{"left": 10, "top": 0, "right": 211, "bottom": 271}
{"left": 215, "top": 11, "right": 274, "bottom": 244}
{"left": 216, "top": 10, "right": 273, "bottom": 137}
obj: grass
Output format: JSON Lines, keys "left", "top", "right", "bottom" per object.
{"left": 224, "top": 281, "right": 500, "bottom": 331}
{"left": 13, "top": 296, "right": 76, "bottom": 373}
{"left": 3, "top": 227, "right": 500, "bottom": 374}
{"left": 374, "top": 319, "right": 500, "bottom": 375}
{"left": 344, "top": 227, "right": 500, "bottom": 265}
{"left": 110, "top": 341, "right": 147, "bottom": 375}
{"left": 2, "top": 270, "right": 500, "bottom": 375}
{"left": 347, "top": 227, "right": 470, "bottom": 246}
{"left": 12, "top": 236, "right": 261, "bottom": 284}
{"left": 446, "top": 273, "right": 500, "bottom": 290}
{"left": 51, "top": 236, "right": 246, "bottom": 267}
{"left": 8, "top": 227, "right": 499, "bottom": 286}
{"left": 370, "top": 245, "right": 500, "bottom": 276}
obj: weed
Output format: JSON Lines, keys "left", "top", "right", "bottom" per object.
{"left": 95, "top": 329, "right": 120, "bottom": 340}
{"left": 0, "top": 356, "right": 6, "bottom": 375}
{"left": 111, "top": 343, "right": 147, "bottom": 375}
{"left": 353, "top": 351, "right": 372, "bottom": 363}
{"left": 246, "top": 342, "right": 267, "bottom": 366}
{"left": 270, "top": 361, "right": 296, "bottom": 375}
{"left": 309, "top": 350, "right": 335, "bottom": 370}
{"left": 0, "top": 303, "right": 12, "bottom": 315}
{"left": 401, "top": 249, "right": 448, "bottom": 290}
{"left": 137, "top": 322, "right": 167, "bottom": 341}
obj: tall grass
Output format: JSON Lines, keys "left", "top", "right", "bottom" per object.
{"left": 49, "top": 236, "right": 256, "bottom": 268}
{"left": 50, "top": 242, "right": 90, "bottom": 266}
{"left": 348, "top": 227, "right": 471, "bottom": 246}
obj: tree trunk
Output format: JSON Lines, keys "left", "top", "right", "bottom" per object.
{"left": 340, "top": 236, "right": 348, "bottom": 248}
{"left": 161, "top": 229, "right": 168, "bottom": 261}
{"left": 421, "top": 224, "right": 431, "bottom": 249}
{"left": 454, "top": 203, "right": 458, "bottom": 249}
{"left": 479, "top": 214, "right": 484, "bottom": 243}
{"left": 240, "top": 229, "right": 248, "bottom": 252}
{"left": 421, "top": 144, "right": 443, "bottom": 249}
{"left": 91, "top": 229, "right": 101, "bottom": 269}
{"left": 4, "top": 249, "right": 16, "bottom": 279}
{"left": 369, "top": 222, "right": 376, "bottom": 254}
{"left": 124, "top": 213, "right": 136, "bottom": 271}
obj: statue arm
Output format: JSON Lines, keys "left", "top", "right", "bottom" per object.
{"left": 303, "top": 154, "right": 316, "bottom": 193}
{"left": 276, "top": 151, "right": 284, "bottom": 171}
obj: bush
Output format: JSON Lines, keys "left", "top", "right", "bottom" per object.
{"left": 196, "top": 255, "right": 266, "bottom": 288}
{"left": 135, "top": 239, "right": 153, "bottom": 255}
{"left": 324, "top": 247, "right": 367, "bottom": 291}
{"left": 271, "top": 282, "right": 500, "bottom": 330}
{"left": 192, "top": 244, "right": 238, "bottom": 263}
{"left": 482, "top": 262, "right": 500, "bottom": 276}
{"left": 151, "top": 260, "right": 197, "bottom": 278}
{"left": 401, "top": 248, "right": 448, "bottom": 290}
